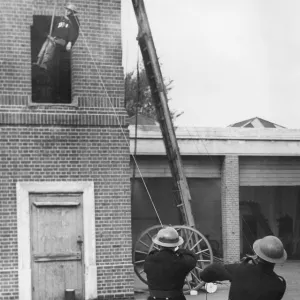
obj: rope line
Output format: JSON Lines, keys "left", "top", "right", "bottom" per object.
{"left": 77, "top": 7, "right": 250, "bottom": 296}
{"left": 75, "top": 18, "right": 163, "bottom": 226}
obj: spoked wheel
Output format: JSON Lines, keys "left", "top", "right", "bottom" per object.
{"left": 133, "top": 225, "right": 214, "bottom": 294}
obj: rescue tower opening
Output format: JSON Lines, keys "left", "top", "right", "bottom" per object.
{"left": 31, "top": 15, "right": 72, "bottom": 104}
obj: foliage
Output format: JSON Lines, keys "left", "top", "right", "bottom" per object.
{"left": 124, "top": 65, "right": 183, "bottom": 122}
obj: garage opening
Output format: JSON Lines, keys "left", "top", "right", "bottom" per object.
{"left": 31, "top": 15, "right": 72, "bottom": 104}
{"left": 131, "top": 177, "right": 223, "bottom": 258}
{"left": 240, "top": 186, "right": 300, "bottom": 259}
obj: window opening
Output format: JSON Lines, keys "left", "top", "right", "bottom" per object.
{"left": 31, "top": 15, "right": 72, "bottom": 104}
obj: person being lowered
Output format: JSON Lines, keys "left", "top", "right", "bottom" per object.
{"left": 34, "top": 2, "right": 80, "bottom": 70}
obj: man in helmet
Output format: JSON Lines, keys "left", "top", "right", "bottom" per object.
{"left": 144, "top": 226, "right": 198, "bottom": 300}
{"left": 199, "top": 235, "right": 287, "bottom": 300}
{"left": 34, "top": 2, "right": 80, "bottom": 70}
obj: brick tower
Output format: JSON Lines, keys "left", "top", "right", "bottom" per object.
{"left": 0, "top": 1, "right": 133, "bottom": 299}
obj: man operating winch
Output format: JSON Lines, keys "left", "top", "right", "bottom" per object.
{"left": 199, "top": 235, "right": 287, "bottom": 300}
{"left": 144, "top": 226, "right": 198, "bottom": 300}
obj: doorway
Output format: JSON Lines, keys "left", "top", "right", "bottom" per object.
{"left": 30, "top": 193, "right": 84, "bottom": 300}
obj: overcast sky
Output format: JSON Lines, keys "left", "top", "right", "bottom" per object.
{"left": 121, "top": 0, "right": 300, "bottom": 128}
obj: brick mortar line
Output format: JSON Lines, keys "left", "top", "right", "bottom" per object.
{"left": 97, "top": 263, "right": 133, "bottom": 268}
{"left": 0, "top": 96, "right": 123, "bottom": 108}
{"left": 0, "top": 110, "right": 126, "bottom": 114}
{"left": 98, "top": 292, "right": 135, "bottom": 296}
{"left": 0, "top": 264, "right": 133, "bottom": 272}
{"left": 0, "top": 112, "right": 127, "bottom": 126}
{"left": 0, "top": 112, "right": 126, "bottom": 115}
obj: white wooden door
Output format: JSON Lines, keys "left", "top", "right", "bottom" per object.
{"left": 30, "top": 193, "right": 84, "bottom": 300}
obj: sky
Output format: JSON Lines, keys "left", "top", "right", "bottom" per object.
{"left": 121, "top": 0, "right": 300, "bottom": 128}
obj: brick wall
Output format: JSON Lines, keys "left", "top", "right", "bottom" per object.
{"left": 0, "top": 0, "right": 134, "bottom": 299}
{"left": 0, "top": 0, "right": 124, "bottom": 101}
{"left": 0, "top": 127, "right": 134, "bottom": 299}
{"left": 221, "top": 155, "right": 240, "bottom": 263}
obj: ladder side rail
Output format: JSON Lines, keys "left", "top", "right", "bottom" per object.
{"left": 131, "top": 0, "right": 195, "bottom": 227}
{"left": 138, "top": 38, "right": 191, "bottom": 225}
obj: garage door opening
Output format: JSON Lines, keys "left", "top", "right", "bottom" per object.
{"left": 131, "top": 177, "right": 223, "bottom": 259}
{"left": 240, "top": 186, "right": 300, "bottom": 259}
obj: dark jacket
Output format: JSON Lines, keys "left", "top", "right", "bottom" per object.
{"left": 144, "top": 248, "right": 197, "bottom": 292}
{"left": 52, "top": 15, "right": 80, "bottom": 45}
{"left": 200, "top": 261, "right": 286, "bottom": 300}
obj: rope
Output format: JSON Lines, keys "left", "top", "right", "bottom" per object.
{"left": 49, "top": 0, "right": 57, "bottom": 36}
{"left": 74, "top": 17, "right": 163, "bottom": 226}
{"left": 76, "top": 6, "right": 253, "bottom": 296}
{"left": 131, "top": 58, "right": 139, "bottom": 199}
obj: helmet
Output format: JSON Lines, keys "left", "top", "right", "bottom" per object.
{"left": 152, "top": 227, "right": 184, "bottom": 247}
{"left": 253, "top": 236, "right": 287, "bottom": 264}
{"left": 64, "top": 3, "right": 78, "bottom": 13}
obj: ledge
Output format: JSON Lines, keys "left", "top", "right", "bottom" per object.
{"left": 129, "top": 125, "right": 300, "bottom": 141}
{"left": 0, "top": 112, "right": 126, "bottom": 126}
{"left": 129, "top": 125, "right": 300, "bottom": 156}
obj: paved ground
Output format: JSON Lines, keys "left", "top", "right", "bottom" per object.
{"left": 134, "top": 261, "right": 300, "bottom": 300}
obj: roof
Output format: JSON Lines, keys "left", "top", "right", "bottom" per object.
{"left": 228, "top": 117, "right": 286, "bottom": 128}
{"left": 128, "top": 125, "right": 300, "bottom": 156}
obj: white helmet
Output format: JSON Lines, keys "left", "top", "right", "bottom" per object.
{"left": 152, "top": 227, "right": 184, "bottom": 247}
{"left": 64, "top": 2, "right": 78, "bottom": 13}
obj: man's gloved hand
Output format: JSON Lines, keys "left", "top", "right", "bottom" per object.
{"left": 241, "top": 254, "right": 257, "bottom": 265}
{"left": 66, "top": 42, "right": 72, "bottom": 51}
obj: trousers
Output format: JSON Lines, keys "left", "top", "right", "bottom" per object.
{"left": 36, "top": 36, "right": 66, "bottom": 68}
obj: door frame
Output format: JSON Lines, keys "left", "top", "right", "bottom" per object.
{"left": 17, "top": 181, "right": 97, "bottom": 300}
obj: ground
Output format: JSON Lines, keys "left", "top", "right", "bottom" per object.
{"left": 134, "top": 261, "right": 300, "bottom": 300}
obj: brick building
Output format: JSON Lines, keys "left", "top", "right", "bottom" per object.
{"left": 0, "top": 1, "right": 133, "bottom": 300}
{"left": 130, "top": 125, "right": 300, "bottom": 263}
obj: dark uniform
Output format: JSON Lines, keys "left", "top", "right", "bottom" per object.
{"left": 144, "top": 248, "right": 197, "bottom": 300}
{"left": 51, "top": 15, "right": 80, "bottom": 48}
{"left": 200, "top": 258, "right": 286, "bottom": 300}
{"left": 35, "top": 12, "right": 80, "bottom": 70}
